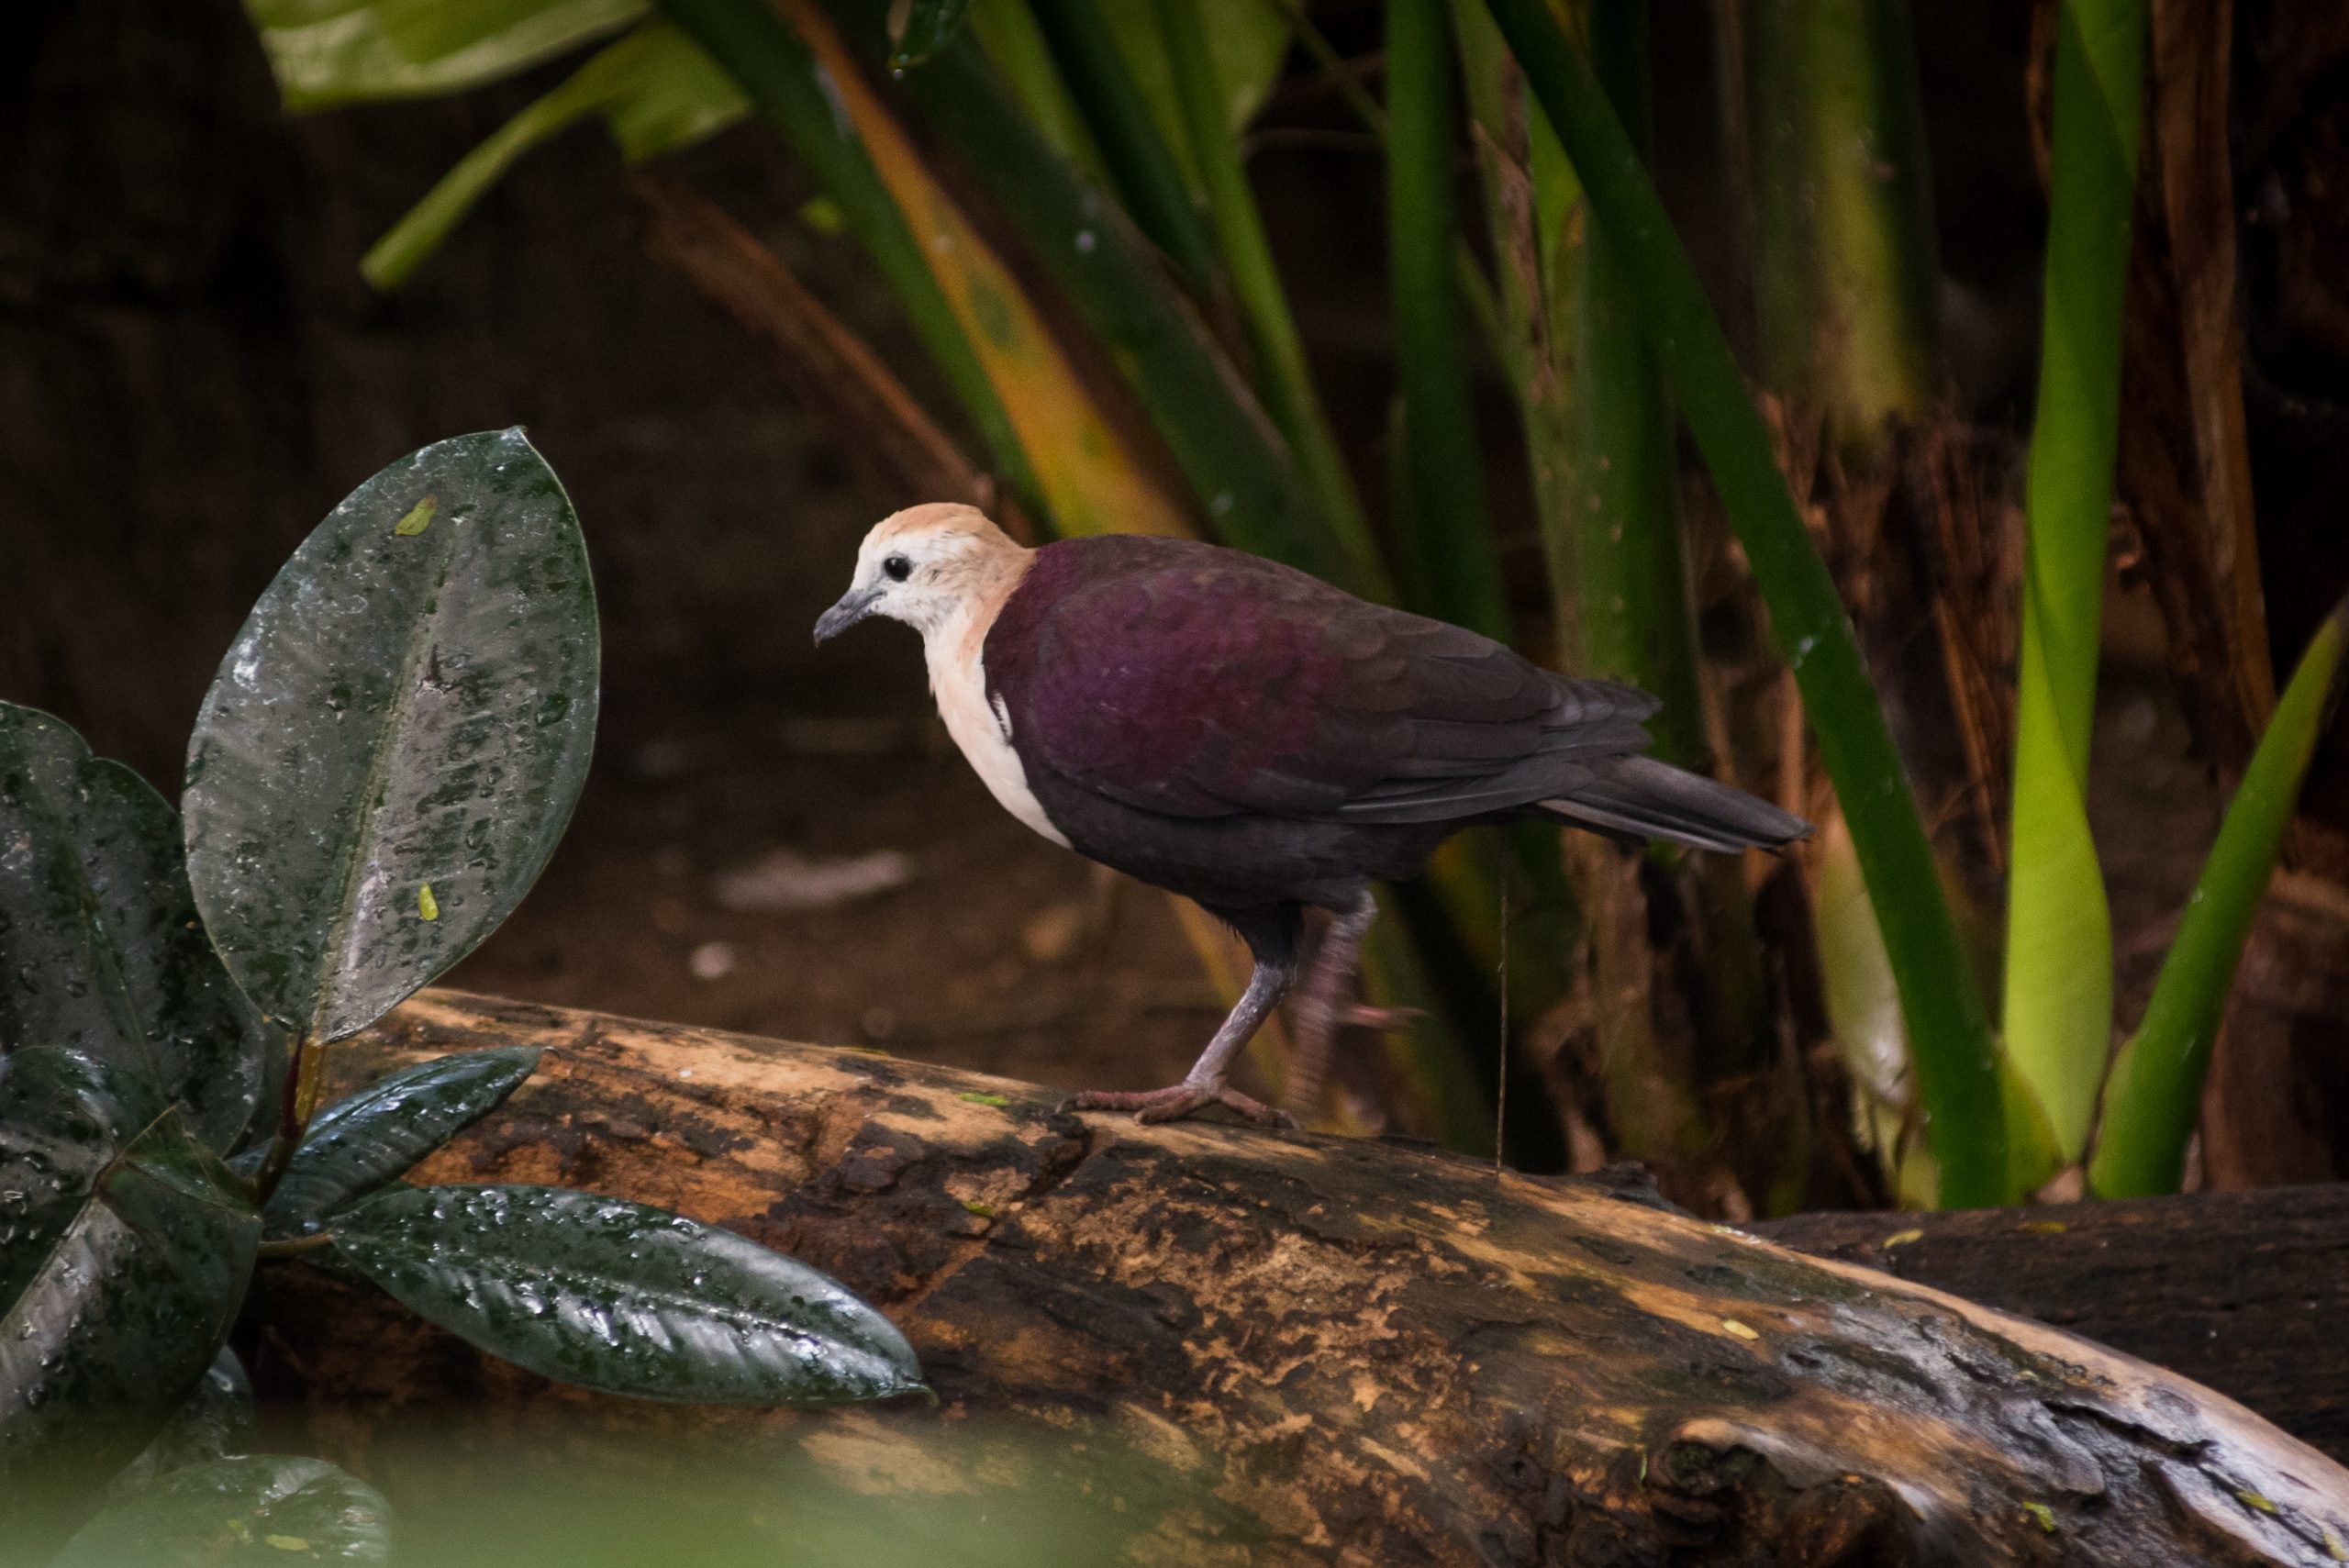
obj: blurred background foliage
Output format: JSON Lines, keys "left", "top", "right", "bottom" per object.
{"left": 8, "top": 0, "right": 2349, "bottom": 1220}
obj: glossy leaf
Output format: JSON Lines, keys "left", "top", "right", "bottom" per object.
{"left": 2001, "top": 0, "right": 2145, "bottom": 1166}
{"left": 183, "top": 429, "right": 599, "bottom": 1046}
{"left": 363, "top": 23, "right": 749, "bottom": 292}
{"left": 262, "top": 1047, "right": 540, "bottom": 1235}
{"left": 2, "top": 1101, "right": 260, "bottom": 1562}
{"left": 1483, "top": 0, "right": 2007, "bottom": 1205}
{"left": 888, "top": 0, "right": 975, "bottom": 66}
{"left": 107, "top": 1349, "right": 258, "bottom": 1498}
{"left": 328, "top": 1184, "right": 924, "bottom": 1404}
{"left": 2089, "top": 597, "right": 2349, "bottom": 1197}
{"left": 0, "top": 705, "right": 273, "bottom": 1153}
{"left": 244, "top": 0, "right": 647, "bottom": 112}
{"left": 55, "top": 1455, "right": 392, "bottom": 1568}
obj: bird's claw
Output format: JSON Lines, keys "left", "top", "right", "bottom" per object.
{"left": 1060, "top": 1083, "right": 1297, "bottom": 1129}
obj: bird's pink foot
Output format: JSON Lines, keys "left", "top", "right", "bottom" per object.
{"left": 1061, "top": 1082, "right": 1296, "bottom": 1128}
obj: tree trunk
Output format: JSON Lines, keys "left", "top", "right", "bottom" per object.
{"left": 248, "top": 991, "right": 2349, "bottom": 1566}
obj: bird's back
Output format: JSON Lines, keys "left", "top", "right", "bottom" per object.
{"left": 982, "top": 535, "right": 1804, "bottom": 906}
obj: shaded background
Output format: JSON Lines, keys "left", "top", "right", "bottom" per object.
{"left": 6, "top": 0, "right": 2346, "bottom": 1176}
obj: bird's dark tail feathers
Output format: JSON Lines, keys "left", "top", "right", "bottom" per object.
{"left": 1539, "top": 755, "right": 1811, "bottom": 853}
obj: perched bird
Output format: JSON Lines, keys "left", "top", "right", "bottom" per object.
{"left": 816, "top": 503, "right": 1809, "bottom": 1126}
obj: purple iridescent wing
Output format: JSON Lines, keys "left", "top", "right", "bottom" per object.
{"left": 989, "top": 538, "right": 1658, "bottom": 822}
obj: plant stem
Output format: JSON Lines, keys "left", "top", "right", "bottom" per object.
{"left": 1745, "top": 0, "right": 1940, "bottom": 457}
{"left": 1482, "top": 0, "right": 2006, "bottom": 1206}
{"left": 251, "top": 1030, "right": 317, "bottom": 1204}
{"left": 2002, "top": 0, "right": 2146, "bottom": 1164}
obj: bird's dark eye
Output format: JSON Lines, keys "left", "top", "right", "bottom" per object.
{"left": 883, "top": 554, "right": 913, "bottom": 583}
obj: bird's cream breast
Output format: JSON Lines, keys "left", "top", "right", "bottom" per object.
{"left": 927, "top": 613, "right": 1069, "bottom": 849}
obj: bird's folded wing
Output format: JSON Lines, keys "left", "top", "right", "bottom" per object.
{"left": 1005, "top": 552, "right": 1658, "bottom": 821}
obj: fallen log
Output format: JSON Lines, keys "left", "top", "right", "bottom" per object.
{"left": 1754, "top": 1186, "right": 2349, "bottom": 1469}
{"left": 254, "top": 992, "right": 2349, "bottom": 1566}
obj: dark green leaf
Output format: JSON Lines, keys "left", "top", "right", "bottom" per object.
{"left": 0, "top": 704, "right": 272, "bottom": 1152}
{"left": 328, "top": 1184, "right": 923, "bottom": 1405}
{"left": 888, "top": 0, "right": 974, "bottom": 66}
{"left": 107, "top": 1349, "right": 258, "bottom": 1497}
{"left": 53, "top": 1454, "right": 392, "bottom": 1567}
{"left": 1, "top": 1105, "right": 260, "bottom": 1564}
{"left": 263, "top": 1047, "right": 540, "bottom": 1235}
{"left": 0, "top": 1046, "right": 135, "bottom": 1306}
{"left": 183, "top": 429, "right": 599, "bottom": 1046}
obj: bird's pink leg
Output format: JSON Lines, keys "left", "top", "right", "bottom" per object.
{"left": 1283, "top": 894, "right": 1419, "bottom": 1117}
{"left": 1063, "top": 949, "right": 1297, "bottom": 1127}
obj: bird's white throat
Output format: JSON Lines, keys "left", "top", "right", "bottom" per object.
{"left": 923, "top": 606, "right": 1070, "bottom": 849}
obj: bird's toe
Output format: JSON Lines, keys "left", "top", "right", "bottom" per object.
{"left": 1062, "top": 1083, "right": 1293, "bottom": 1129}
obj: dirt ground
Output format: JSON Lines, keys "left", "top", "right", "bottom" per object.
{"left": 441, "top": 708, "right": 1220, "bottom": 1102}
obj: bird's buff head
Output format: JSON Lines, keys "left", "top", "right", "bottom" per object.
{"left": 814, "top": 502, "right": 1031, "bottom": 646}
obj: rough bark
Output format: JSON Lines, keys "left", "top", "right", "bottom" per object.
{"left": 254, "top": 991, "right": 2349, "bottom": 1567}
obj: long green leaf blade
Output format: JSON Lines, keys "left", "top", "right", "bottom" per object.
{"left": 863, "top": 12, "right": 1386, "bottom": 594}
{"left": 2, "top": 1093, "right": 260, "bottom": 1564}
{"left": 661, "top": 0, "right": 1040, "bottom": 510}
{"left": 1481, "top": 0, "right": 2005, "bottom": 1204}
{"left": 183, "top": 429, "right": 599, "bottom": 1046}
{"left": 1385, "top": 0, "right": 1508, "bottom": 641}
{"left": 0, "top": 706, "right": 272, "bottom": 1152}
{"left": 262, "top": 1047, "right": 541, "bottom": 1235}
{"left": 329, "top": 1184, "right": 924, "bottom": 1405}
{"left": 1026, "top": 0, "right": 1218, "bottom": 290}
{"left": 2001, "top": 0, "right": 2146, "bottom": 1164}
{"left": 2089, "top": 597, "right": 2349, "bottom": 1197}
{"left": 1154, "top": 0, "right": 1384, "bottom": 588}
{"left": 55, "top": 1455, "right": 392, "bottom": 1568}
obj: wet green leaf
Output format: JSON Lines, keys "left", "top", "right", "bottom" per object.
{"left": 328, "top": 1184, "right": 923, "bottom": 1405}
{"left": 54, "top": 1454, "right": 392, "bottom": 1567}
{"left": 0, "top": 704, "right": 272, "bottom": 1153}
{"left": 107, "top": 1349, "right": 259, "bottom": 1497}
{"left": 888, "top": 0, "right": 974, "bottom": 66}
{"left": 2, "top": 1103, "right": 260, "bottom": 1563}
{"left": 183, "top": 429, "right": 599, "bottom": 1047}
{"left": 262, "top": 1048, "right": 540, "bottom": 1236}
{"left": 243, "top": 0, "right": 648, "bottom": 112}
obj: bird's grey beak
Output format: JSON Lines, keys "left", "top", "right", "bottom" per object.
{"left": 813, "top": 584, "right": 883, "bottom": 646}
